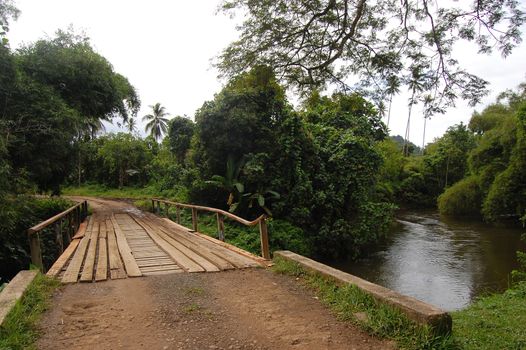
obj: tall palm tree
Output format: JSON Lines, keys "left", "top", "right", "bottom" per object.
{"left": 385, "top": 76, "right": 400, "bottom": 128}
{"left": 126, "top": 117, "right": 138, "bottom": 134}
{"left": 143, "top": 103, "right": 169, "bottom": 141}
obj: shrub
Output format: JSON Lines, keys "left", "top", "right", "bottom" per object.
{"left": 438, "top": 175, "right": 482, "bottom": 216}
{"left": 0, "top": 196, "right": 72, "bottom": 282}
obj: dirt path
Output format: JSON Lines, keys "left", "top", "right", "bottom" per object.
{"left": 37, "top": 197, "right": 393, "bottom": 349}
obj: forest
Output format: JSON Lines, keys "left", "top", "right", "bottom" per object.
{"left": 1, "top": 0, "right": 525, "bottom": 285}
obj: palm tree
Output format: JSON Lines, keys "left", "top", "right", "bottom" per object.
{"left": 385, "top": 76, "right": 401, "bottom": 128}
{"left": 143, "top": 103, "right": 169, "bottom": 141}
{"left": 126, "top": 117, "right": 138, "bottom": 134}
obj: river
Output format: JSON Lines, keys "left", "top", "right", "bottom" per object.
{"left": 327, "top": 210, "right": 526, "bottom": 311}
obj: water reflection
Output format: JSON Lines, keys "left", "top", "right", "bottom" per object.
{"left": 328, "top": 210, "right": 525, "bottom": 311}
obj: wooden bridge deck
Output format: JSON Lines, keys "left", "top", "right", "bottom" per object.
{"left": 46, "top": 212, "right": 262, "bottom": 283}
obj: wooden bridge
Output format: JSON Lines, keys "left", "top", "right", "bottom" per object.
{"left": 27, "top": 198, "right": 269, "bottom": 283}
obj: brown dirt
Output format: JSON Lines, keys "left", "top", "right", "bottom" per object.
{"left": 37, "top": 197, "right": 393, "bottom": 349}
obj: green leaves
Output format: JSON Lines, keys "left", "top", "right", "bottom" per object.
{"left": 218, "top": 0, "right": 525, "bottom": 117}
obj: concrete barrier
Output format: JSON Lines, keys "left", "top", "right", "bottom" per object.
{"left": 0, "top": 270, "right": 39, "bottom": 326}
{"left": 274, "top": 250, "right": 452, "bottom": 334}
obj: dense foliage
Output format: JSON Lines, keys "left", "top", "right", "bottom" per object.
{"left": 218, "top": 0, "right": 525, "bottom": 116}
{"left": 0, "top": 7, "right": 140, "bottom": 281}
{"left": 0, "top": 196, "right": 72, "bottom": 281}
{"left": 188, "top": 67, "right": 394, "bottom": 258}
{"left": 438, "top": 84, "right": 526, "bottom": 221}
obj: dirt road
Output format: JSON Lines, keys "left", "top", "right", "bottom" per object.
{"left": 37, "top": 197, "right": 392, "bottom": 349}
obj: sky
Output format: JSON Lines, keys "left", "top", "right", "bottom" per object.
{"left": 7, "top": 0, "right": 526, "bottom": 146}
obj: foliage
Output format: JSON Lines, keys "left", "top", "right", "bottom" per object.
{"left": 452, "top": 282, "right": 526, "bottom": 350}
{"left": 0, "top": 28, "right": 139, "bottom": 193}
{"left": 167, "top": 116, "right": 195, "bottom": 163}
{"left": 439, "top": 83, "right": 526, "bottom": 221}
{"left": 437, "top": 176, "right": 482, "bottom": 217}
{"left": 0, "top": 196, "right": 72, "bottom": 281}
{"left": 218, "top": 0, "right": 525, "bottom": 116}
{"left": 0, "top": 273, "right": 60, "bottom": 349}
{"left": 143, "top": 102, "right": 170, "bottom": 141}
{"left": 511, "top": 213, "right": 526, "bottom": 284}
{"left": 272, "top": 257, "right": 455, "bottom": 350}
{"left": 380, "top": 124, "right": 476, "bottom": 208}
{"left": 97, "top": 133, "right": 153, "bottom": 188}
{"left": 192, "top": 67, "right": 394, "bottom": 258}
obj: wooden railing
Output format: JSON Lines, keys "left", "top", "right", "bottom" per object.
{"left": 27, "top": 200, "right": 88, "bottom": 271}
{"left": 151, "top": 198, "right": 270, "bottom": 259}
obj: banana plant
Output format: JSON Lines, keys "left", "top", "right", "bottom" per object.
{"left": 206, "top": 155, "right": 246, "bottom": 211}
{"left": 242, "top": 189, "right": 280, "bottom": 216}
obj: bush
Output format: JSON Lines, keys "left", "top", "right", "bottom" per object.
{"left": 0, "top": 196, "right": 72, "bottom": 282}
{"left": 438, "top": 175, "right": 483, "bottom": 216}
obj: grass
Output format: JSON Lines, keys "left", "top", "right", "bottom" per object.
{"left": 0, "top": 273, "right": 60, "bottom": 350}
{"left": 62, "top": 184, "right": 164, "bottom": 200}
{"left": 272, "top": 256, "right": 455, "bottom": 350}
{"left": 451, "top": 282, "right": 526, "bottom": 350}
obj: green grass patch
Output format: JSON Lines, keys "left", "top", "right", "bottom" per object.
{"left": 272, "top": 257, "right": 455, "bottom": 350}
{"left": 452, "top": 282, "right": 526, "bottom": 350}
{"left": 0, "top": 273, "right": 60, "bottom": 349}
{"left": 62, "top": 183, "right": 188, "bottom": 202}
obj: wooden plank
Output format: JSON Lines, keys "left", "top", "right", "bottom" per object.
{"left": 62, "top": 221, "right": 93, "bottom": 284}
{"left": 95, "top": 237, "right": 108, "bottom": 281}
{"left": 140, "top": 265, "right": 182, "bottom": 272}
{"left": 107, "top": 220, "right": 123, "bottom": 270}
{"left": 133, "top": 218, "right": 205, "bottom": 273}
{"left": 141, "top": 269, "right": 183, "bottom": 276}
{"left": 46, "top": 239, "right": 81, "bottom": 277}
{"left": 140, "top": 218, "right": 220, "bottom": 272}
{"left": 155, "top": 224, "right": 234, "bottom": 271}
{"left": 159, "top": 217, "right": 260, "bottom": 268}
{"left": 99, "top": 220, "right": 108, "bottom": 239}
{"left": 136, "top": 260, "right": 179, "bottom": 268}
{"left": 79, "top": 222, "right": 100, "bottom": 282}
{"left": 72, "top": 220, "right": 88, "bottom": 239}
{"left": 111, "top": 215, "right": 142, "bottom": 277}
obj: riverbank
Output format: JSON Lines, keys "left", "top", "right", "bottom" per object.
{"left": 452, "top": 281, "right": 526, "bottom": 349}
{"left": 274, "top": 255, "right": 526, "bottom": 349}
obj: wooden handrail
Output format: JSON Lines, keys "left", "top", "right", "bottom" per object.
{"left": 28, "top": 201, "right": 87, "bottom": 234}
{"left": 27, "top": 200, "right": 89, "bottom": 272}
{"left": 152, "top": 199, "right": 265, "bottom": 226}
{"left": 152, "top": 198, "right": 270, "bottom": 259}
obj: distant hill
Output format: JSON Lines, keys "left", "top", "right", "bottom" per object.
{"left": 389, "top": 135, "right": 422, "bottom": 155}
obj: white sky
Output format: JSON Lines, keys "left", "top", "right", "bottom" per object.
{"left": 8, "top": 0, "right": 526, "bottom": 146}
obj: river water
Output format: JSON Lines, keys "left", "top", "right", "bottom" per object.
{"left": 328, "top": 210, "right": 525, "bottom": 311}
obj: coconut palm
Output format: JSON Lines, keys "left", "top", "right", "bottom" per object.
{"left": 126, "top": 117, "right": 138, "bottom": 134}
{"left": 385, "top": 76, "right": 401, "bottom": 128}
{"left": 143, "top": 103, "right": 169, "bottom": 141}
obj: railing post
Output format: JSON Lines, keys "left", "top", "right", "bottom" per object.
{"left": 28, "top": 231, "right": 44, "bottom": 272}
{"left": 55, "top": 221, "right": 64, "bottom": 255}
{"left": 216, "top": 213, "right": 225, "bottom": 241}
{"left": 191, "top": 208, "right": 198, "bottom": 232}
{"left": 165, "top": 203, "right": 169, "bottom": 217}
{"left": 156, "top": 201, "right": 161, "bottom": 215}
{"left": 152, "top": 199, "right": 155, "bottom": 213}
{"left": 258, "top": 218, "right": 270, "bottom": 259}
{"left": 176, "top": 205, "right": 181, "bottom": 224}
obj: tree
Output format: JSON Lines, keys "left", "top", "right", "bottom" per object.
{"left": 439, "top": 82, "right": 526, "bottom": 220}
{"left": 167, "top": 116, "right": 195, "bottom": 163}
{"left": 97, "top": 133, "right": 152, "bottom": 188}
{"left": 126, "top": 117, "right": 138, "bottom": 134}
{"left": 0, "top": 29, "right": 140, "bottom": 193}
{"left": 143, "top": 103, "right": 170, "bottom": 141}
{"left": 217, "top": 0, "right": 525, "bottom": 116}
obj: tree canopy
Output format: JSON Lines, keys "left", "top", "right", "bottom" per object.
{"left": 217, "top": 0, "right": 525, "bottom": 116}
{"left": 0, "top": 28, "right": 140, "bottom": 193}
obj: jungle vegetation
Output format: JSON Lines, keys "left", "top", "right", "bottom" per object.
{"left": 1, "top": 0, "right": 525, "bottom": 285}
